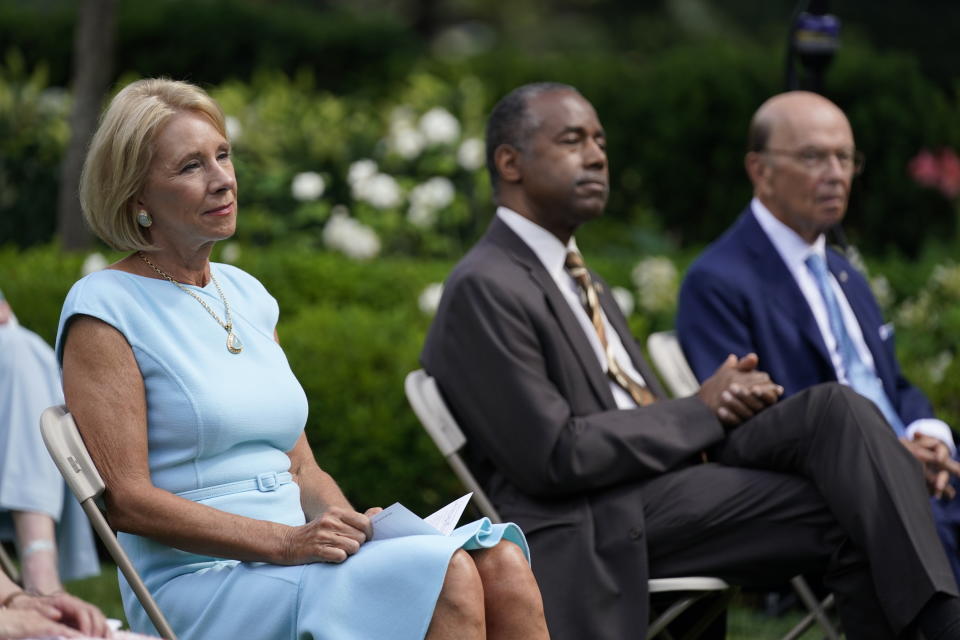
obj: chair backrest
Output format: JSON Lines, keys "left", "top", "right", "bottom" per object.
{"left": 404, "top": 369, "right": 502, "bottom": 522}
{"left": 38, "top": 406, "right": 105, "bottom": 503}
{"left": 646, "top": 330, "right": 701, "bottom": 397}
{"left": 39, "top": 406, "right": 178, "bottom": 640}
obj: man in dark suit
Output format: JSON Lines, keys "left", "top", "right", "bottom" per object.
{"left": 421, "top": 82, "right": 960, "bottom": 640}
{"left": 677, "top": 90, "right": 960, "bottom": 583}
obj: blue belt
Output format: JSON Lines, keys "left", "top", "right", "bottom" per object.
{"left": 176, "top": 471, "right": 293, "bottom": 502}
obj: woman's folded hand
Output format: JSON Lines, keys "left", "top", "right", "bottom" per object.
{"left": 282, "top": 506, "right": 374, "bottom": 564}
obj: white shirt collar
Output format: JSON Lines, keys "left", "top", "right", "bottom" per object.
{"left": 495, "top": 207, "right": 645, "bottom": 409}
{"left": 496, "top": 206, "right": 579, "bottom": 278}
{"left": 750, "top": 197, "right": 826, "bottom": 272}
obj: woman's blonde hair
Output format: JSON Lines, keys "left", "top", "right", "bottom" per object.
{"left": 79, "top": 78, "right": 227, "bottom": 251}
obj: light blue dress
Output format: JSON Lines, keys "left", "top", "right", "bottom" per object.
{"left": 0, "top": 314, "right": 99, "bottom": 581}
{"left": 56, "top": 264, "right": 527, "bottom": 640}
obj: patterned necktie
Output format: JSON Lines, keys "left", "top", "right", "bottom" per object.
{"left": 805, "top": 253, "right": 906, "bottom": 437}
{"left": 565, "top": 251, "right": 656, "bottom": 406}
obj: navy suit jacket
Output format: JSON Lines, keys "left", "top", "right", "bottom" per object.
{"left": 677, "top": 207, "right": 934, "bottom": 426}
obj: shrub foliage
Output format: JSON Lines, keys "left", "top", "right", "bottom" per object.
{"left": 2, "top": 34, "right": 960, "bottom": 255}
{"left": 3, "top": 243, "right": 957, "bottom": 515}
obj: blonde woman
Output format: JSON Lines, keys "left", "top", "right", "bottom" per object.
{"left": 57, "top": 78, "right": 548, "bottom": 640}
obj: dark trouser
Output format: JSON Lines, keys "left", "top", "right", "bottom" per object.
{"left": 932, "top": 476, "right": 960, "bottom": 586}
{"left": 641, "top": 383, "right": 957, "bottom": 639}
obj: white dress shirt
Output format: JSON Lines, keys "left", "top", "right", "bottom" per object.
{"left": 497, "top": 206, "right": 645, "bottom": 409}
{"left": 752, "top": 198, "right": 953, "bottom": 450}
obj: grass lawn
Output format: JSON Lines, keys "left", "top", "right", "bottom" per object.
{"left": 67, "top": 566, "right": 832, "bottom": 638}
{"left": 728, "top": 599, "right": 826, "bottom": 639}
{"left": 66, "top": 567, "right": 126, "bottom": 624}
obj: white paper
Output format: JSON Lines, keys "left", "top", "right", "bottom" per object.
{"left": 424, "top": 492, "right": 473, "bottom": 535}
{"left": 370, "top": 503, "right": 440, "bottom": 540}
{"left": 370, "top": 492, "right": 473, "bottom": 540}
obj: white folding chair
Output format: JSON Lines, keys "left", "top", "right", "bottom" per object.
{"left": 404, "top": 369, "right": 732, "bottom": 639}
{"left": 646, "top": 330, "right": 841, "bottom": 640}
{"left": 39, "top": 405, "right": 178, "bottom": 640}
{"left": 647, "top": 331, "right": 702, "bottom": 398}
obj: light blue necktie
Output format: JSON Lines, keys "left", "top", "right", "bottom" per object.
{"left": 805, "top": 253, "right": 906, "bottom": 438}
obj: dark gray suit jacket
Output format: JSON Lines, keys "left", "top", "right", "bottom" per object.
{"left": 421, "top": 217, "right": 724, "bottom": 640}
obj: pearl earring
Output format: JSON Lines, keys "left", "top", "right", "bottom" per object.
{"left": 136, "top": 210, "right": 153, "bottom": 228}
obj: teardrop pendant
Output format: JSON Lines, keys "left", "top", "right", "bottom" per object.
{"left": 227, "top": 330, "right": 243, "bottom": 354}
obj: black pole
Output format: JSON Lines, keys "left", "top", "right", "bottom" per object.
{"left": 785, "top": 0, "right": 840, "bottom": 95}
{"left": 784, "top": 0, "right": 805, "bottom": 91}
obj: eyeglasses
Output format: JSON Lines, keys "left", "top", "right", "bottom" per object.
{"left": 762, "top": 147, "right": 865, "bottom": 174}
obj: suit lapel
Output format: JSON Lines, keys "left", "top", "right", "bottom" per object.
{"left": 485, "top": 218, "right": 618, "bottom": 409}
{"left": 739, "top": 210, "right": 834, "bottom": 372}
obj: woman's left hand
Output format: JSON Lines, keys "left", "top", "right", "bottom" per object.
{"left": 10, "top": 591, "right": 111, "bottom": 638}
{"left": 282, "top": 506, "right": 377, "bottom": 565}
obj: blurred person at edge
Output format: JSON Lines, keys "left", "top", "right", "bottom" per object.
{"left": 0, "top": 292, "right": 108, "bottom": 638}
{"left": 0, "top": 564, "right": 86, "bottom": 639}
{"left": 56, "top": 78, "right": 548, "bottom": 640}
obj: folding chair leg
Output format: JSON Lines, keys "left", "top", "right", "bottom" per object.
{"left": 648, "top": 596, "right": 700, "bottom": 637}
{"left": 649, "top": 590, "right": 733, "bottom": 640}
{"left": 783, "top": 577, "right": 839, "bottom": 640}
{"left": 80, "top": 500, "right": 178, "bottom": 640}
{"left": 676, "top": 590, "right": 734, "bottom": 640}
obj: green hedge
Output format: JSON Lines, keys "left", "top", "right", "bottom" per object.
{"left": 3, "top": 33, "right": 960, "bottom": 255}
{"left": 420, "top": 38, "right": 960, "bottom": 253}
{"left": 0, "top": 0, "right": 420, "bottom": 93}
{"left": 3, "top": 242, "right": 958, "bottom": 515}
{"left": 0, "top": 242, "right": 85, "bottom": 344}
{"left": 0, "top": 51, "right": 70, "bottom": 249}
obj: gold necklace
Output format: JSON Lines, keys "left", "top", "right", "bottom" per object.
{"left": 138, "top": 252, "right": 243, "bottom": 354}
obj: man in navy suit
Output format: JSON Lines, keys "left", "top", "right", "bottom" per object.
{"left": 677, "top": 90, "right": 960, "bottom": 582}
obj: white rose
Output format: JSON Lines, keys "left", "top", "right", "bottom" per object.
{"left": 630, "top": 256, "right": 679, "bottom": 313}
{"left": 418, "top": 283, "right": 444, "bottom": 315}
{"left": 407, "top": 177, "right": 455, "bottom": 228}
{"left": 291, "top": 171, "right": 325, "bottom": 201}
{"left": 225, "top": 115, "right": 243, "bottom": 142}
{"left": 389, "top": 123, "right": 426, "bottom": 160}
{"left": 932, "top": 263, "right": 960, "bottom": 297}
{"left": 81, "top": 252, "right": 108, "bottom": 276}
{"left": 220, "top": 242, "right": 241, "bottom": 264}
{"left": 408, "top": 203, "right": 436, "bottom": 229}
{"left": 869, "top": 275, "right": 893, "bottom": 310}
{"left": 348, "top": 159, "right": 378, "bottom": 188}
{"left": 895, "top": 292, "right": 930, "bottom": 328}
{"left": 322, "top": 211, "right": 381, "bottom": 260}
{"left": 611, "top": 286, "right": 635, "bottom": 318}
{"left": 457, "top": 138, "right": 485, "bottom": 171}
{"left": 419, "top": 107, "right": 461, "bottom": 145}
{"left": 343, "top": 227, "right": 381, "bottom": 260}
{"left": 929, "top": 350, "right": 954, "bottom": 384}
{"left": 38, "top": 88, "right": 70, "bottom": 115}
{"left": 410, "top": 177, "right": 455, "bottom": 210}
{"left": 354, "top": 173, "right": 402, "bottom": 210}
{"left": 390, "top": 105, "right": 416, "bottom": 127}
